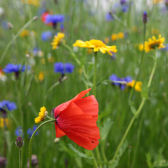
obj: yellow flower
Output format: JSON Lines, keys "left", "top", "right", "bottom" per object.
{"left": 111, "top": 32, "right": 124, "bottom": 41}
{"left": 21, "top": 0, "right": 40, "bottom": 6}
{"left": 127, "top": 80, "right": 142, "bottom": 92}
{"left": 51, "top": 33, "right": 65, "bottom": 49}
{"left": 117, "top": 32, "right": 124, "bottom": 39}
{"left": 139, "top": 44, "right": 144, "bottom": 51}
{"left": 111, "top": 34, "right": 117, "bottom": 41}
{"left": 20, "top": 29, "right": 29, "bottom": 37}
{"left": 38, "top": 72, "right": 44, "bottom": 82}
{"left": 153, "top": 0, "right": 162, "bottom": 4}
{"left": 73, "top": 39, "right": 117, "bottom": 56}
{"left": 34, "top": 106, "right": 47, "bottom": 124}
{"left": 0, "top": 118, "right": 9, "bottom": 128}
{"left": 144, "top": 34, "right": 165, "bottom": 52}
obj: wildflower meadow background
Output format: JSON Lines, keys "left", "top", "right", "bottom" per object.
{"left": 0, "top": 0, "right": 168, "bottom": 167}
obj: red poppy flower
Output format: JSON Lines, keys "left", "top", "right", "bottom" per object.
{"left": 41, "top": 11, "right": 52, "bottom": 26}
{"left": 54, "top": 88, "right": 100, "bottom": 150}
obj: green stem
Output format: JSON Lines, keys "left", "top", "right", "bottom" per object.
{"left": 0, "top": 16, "right": 37, "bottom": 63}
{"left": 110, "top": 55, "right": 157, "bottom": 165}
{"left": 62, "top": 43, "right": 89, "bottom": 87}
{"left": 19, "top": 149, "right": 22, "bottom": 168}
{"left": 93, "top": 53, "right": 97, "bottom": 96}
{"left": 28, "top": 119, "right": 56, "bottom": 168}
{"left": 128, "top": 23, "right": 146, "bottom": 105}
{"left": 91, "top": 151, "right": 99, "bottom": 168}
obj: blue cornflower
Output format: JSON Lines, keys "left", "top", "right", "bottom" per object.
{"left": 15, "top": 127, "right": 23, "bottom": 137}
{"left": 41, "top": 31, "right": 52, "bottom": 41}
{"left": 27, "top": 125, "right": 38, "bottom": 138}
{"left": 105, "top": 12, "right": 114, "bottom": 21}
{"left": 109, "top": 74, "right": 132, "bottom": 90}
{"left": 3, "top": 64, "right": 27, "bottom": 73}
{"left": 45, "top": 14, "right": 64, "bottom": 24}
{"left": 65, "top": 63, "right": 75, "bottom": 73}
{"left": 54, "top": 62, "right": 74, "bottom": 74}
{"left": 122, "top": 5, "right": 129, "bottom": 13}
{"left": 0, "top": 100, "right": 17, "bottom": 111}
{"left": 54, "top": 62, "right": 64, "bottom": 74}
{"left": 120, "top": 0, "right": 127, "bottom": 5}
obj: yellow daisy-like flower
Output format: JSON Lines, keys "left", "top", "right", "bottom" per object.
{"left": 38, "top": 72, "right": 44, "bottom": 82}
{"left": 21, "top": 0, "right": 40, "bottom": 6}
{"left": 73, "top": 39, "right": 117, "bottom": 56}
{"left": 127, "top": 80, "right": 142, "bottom": 92}
{"left": 51, "top": 33, "right": 65, "bottom": 50}
{"left": 144, "top": 35, "right": 165, "bottom": 52}
{"left": 34, "top": 106, "right": 48, "bottom": 124}
{"left": 20, "top": 29, "right": 29, "bottom": 37}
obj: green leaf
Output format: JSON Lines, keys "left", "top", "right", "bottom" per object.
{"left": 109, "top": 141, "right": 128, "bottom": 168}
{"left": 101, "top": 118, "right": 113, "bottom": 141}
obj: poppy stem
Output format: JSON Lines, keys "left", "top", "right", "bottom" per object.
{"left": 110, "top": 55, "right": 157, "bottom": 165}
{"left": 28, "top": 119, "right": 56, "bottom": 168}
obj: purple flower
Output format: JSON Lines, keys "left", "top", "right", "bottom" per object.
{"left": 3, "top": 64, "right": 28, "bottom": 73}
{"left": 15, "top": 127, "right": 23, "bottom": 137}
{"left": 45, "top": 14, "right": 64, "bottom": 24}
{"left": 143, "top": 11, "right": 148, "bottom": 24}
{"left": 27, "top": 125, "right": 38, "bottom": 138}
{"left": 0, "top": 100, "right": 17, "bottom": 111}
{"left": 41, "top": 31, "right": 52, "bottom": 41}
{"left": 54, "top": 62, "right": 74, "bottom": 74}
{"left": 109, "top": 74, "right": 132, "bottom": 90}
{"left": 105, "top": 12, "right": 114, "bottom": 21}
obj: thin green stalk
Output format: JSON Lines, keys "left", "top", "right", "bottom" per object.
{"left": 93, "top": 53, "right": 97, "bottom": 96}
{"left": 19, "top": 149, "right": 22, "bottom": 168}
{"left": 128, "top": 22, "right": 146, "bottom": 105}
{"left": 91, "top": 151, "right": 99, "bottom": 168}
{"left": 28, "top": 119, "right": 56, "bottom": 168}
{"left": 62, "top": 43, "right": 89, "bottom": 86}
{"left": 110, "top": 55, "right": 157, "bottom": 165}
{"left": 0, "top": 16, "right": 38, "bottom": 63}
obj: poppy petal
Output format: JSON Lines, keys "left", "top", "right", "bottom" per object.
{"left": 75, "top": 95, "right": 98, "bottom": 119}
{"left": 72, "top": 88, "right": 91, "bottom": 101}
{"left": 57, "top": 114, "right": 100, "bottom": 150}
{"left": 55, "top": 123, "right": 65, "bottom": 138}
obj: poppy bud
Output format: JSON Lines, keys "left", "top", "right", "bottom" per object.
{"left": 15, "top": 136, "right": 24, "bottom": 148}
{"left": 143, "top": 11, "right": 148, "bottom": 24}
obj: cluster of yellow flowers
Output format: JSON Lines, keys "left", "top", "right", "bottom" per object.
{"left": 51, "top": 33, "right": 65, "bottom": 49}
{"left": 21, "top": 0, "right": 40, "bottom": 6}
{"left": 111, "top": 32, "right": 124, "bottom": 41}
{"left": 0, "top": 118, "right": 9, "bottom": 128}
{"left": 144, "top": 35, "right": 165, "bottom": 52}
{"left": 35, "top": 106, "right": 48, "bottom": 124}
{"left": 127, "top": 80, "right": 142, "bottom": 92}
{"left": 73, "top": 39, "right": 117, "bottom": 56}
